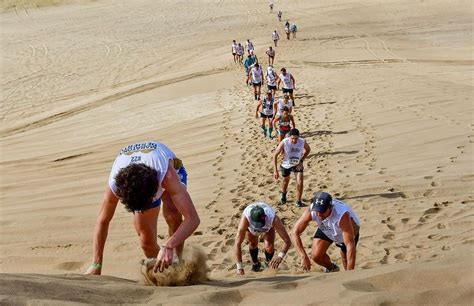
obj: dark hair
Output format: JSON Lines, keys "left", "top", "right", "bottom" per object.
{"left": 289, "top": 128, "right": 300, "bottom": 136}
{"left": 282, "top": 106, "right": 289, "bottom": 112}
{"left": 115, "top": 163, "right": 158, "bottom": 213}
{"left": 281, "top": 68, "right": 286, "bottom": 72}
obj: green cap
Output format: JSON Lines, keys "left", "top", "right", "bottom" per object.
{"left": 250, "top": 205, "right": 266, "bottom": 229}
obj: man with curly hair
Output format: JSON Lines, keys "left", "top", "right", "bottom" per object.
{"left": 85, "top": 141, "right": 200, "bottom": 275}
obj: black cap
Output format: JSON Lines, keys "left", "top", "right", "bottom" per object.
{"left": 250, "top": 205, "right": 266, "bottom": 228}
{"left": 310, "top": 191, "right": 333, "bottom": 212}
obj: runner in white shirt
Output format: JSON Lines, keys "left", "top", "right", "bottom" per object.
{"left": 292, "top": 191, "right": 361, "bottom": 272}
{"left": 277, "top": 67, "right": 296, "bottom": 105}
{"left": 273, "top": 129, "right": 311, "bottom": 207}
{"left": 285, "top": 24, "right": 291, "bottom": 40}
{"left": 231, "top": 40, "right": 239, "bottom": 63}
{"left": 234, "top": 202, "right": 291, "bottom": 274}
{"left": 255, "top": 91, "right": 275, "bottom": 138}
{"left": 273, "top": 94, "right": 293, "bottom": 116}
{"left": 247, "top": 62, "right": 263, "bottom": 101}
{"left": 85, "top": 141, "right": 200, "bottom": 275}
{"left": 266, "top": 46, "right": 276, "bottom": 65}
{"left": 236, "top": 43, "right": 244, "bottom": 64}
{"left": 272, "top": 30, "right": 280, "bottom": 47}
{"left": 246, "top": 39, "right": 254, "bottom": 55}
{"left": 266, "top": 65, "right": 279, "bottom": 96}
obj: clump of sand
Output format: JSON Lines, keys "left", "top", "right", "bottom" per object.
{"left": 140, "top": 246, "right": 208, "bottom": 287}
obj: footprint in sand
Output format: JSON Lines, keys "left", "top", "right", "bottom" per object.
{"left": 394, "top": 253, "right": 405, "bottom": 260}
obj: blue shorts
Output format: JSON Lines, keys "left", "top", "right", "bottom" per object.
{"left": 150, "top": 167, "right": 187, "bottom": 209}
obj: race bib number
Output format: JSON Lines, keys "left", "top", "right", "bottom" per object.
{"left": 289, "top": 157, "right": 300, "bottom": 165}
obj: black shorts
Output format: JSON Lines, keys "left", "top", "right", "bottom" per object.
{"left": 253, "top": 82, "right": 262, "bottom": 87}
{"left": 280, "top": 165, "right": 303, "bottom": 177}
{"left": 260, "top": 112, "right": 273, "bottom": 119}
{"left": 232, "top": 52, "right": 236, "bottom": 55}
{"left": 314, "top": 228, "right": 360, "bottom": 254}
{"left": 282, "top": 88, "right": 294, "bottom": 94}
{"left": 267, "top": 85, "right": 277, "bottom": 91}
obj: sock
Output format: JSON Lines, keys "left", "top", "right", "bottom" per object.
{"left": 255, "top": 94, "right": 258, "bottom": 100}
{"left": 250, "top": 248, "right": 259, "bottom": 264}
{"left": 265, "top": 251, "right": 274, "bottom": 262}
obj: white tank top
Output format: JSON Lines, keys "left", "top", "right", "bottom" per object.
{"left": 281, "top": 137, "right": 305, "bottom": 169}
{"left": 266, "top": 49, "right": 275, "bottom": 57}
{"left": 261, "top": 97, "right": 274, "bottom": 116}
{"left": 266, "top": 69, "right": 277, "bottom": 86}
{"left": 276, "top": 98, "right": 293, "bottom": 114}
{"left": 108, "top": 141, "right": 176, "bottom": 202}
{"left": 272, "top": 32, "right": 279, "bottom": 40}
{"left": 251, "top": 66, "right": 263, "bottom": 83}
{"left": 232, "top": 43, "right": 237, "bottom": 53}
{"left": 311, "top": 200, "right": 361, "bottom": 244}
{"left": 243, "top": 202, "right": 276, "bottom": 236}
{"left": 247, "top": 42, "right": 254, "bottom": 51}
{"left": 279, "top": 72, "right": 293, "bottom": 89}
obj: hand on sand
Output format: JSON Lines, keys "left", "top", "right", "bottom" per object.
{"left": 274, "top": 170, "right": 280, "bottom": 180}
{"left": 301, "top": 256, "right": 311, "bottom": 272}
{"left": 154, "top": 246, "right": 174, "bottom": 273}
{"left": 236, "top": 269, "right": 245, "bottom": 276}
{"left": 269, "top": 256, "right": 283, "bottom": 269}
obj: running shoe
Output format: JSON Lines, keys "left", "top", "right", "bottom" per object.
{"left": 296, "top": 200, "right": 305, "bottom": 208}
{"left": 251, "top": 261, "right": 262, "bottom": 272}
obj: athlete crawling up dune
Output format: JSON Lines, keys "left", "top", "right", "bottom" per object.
{"left": 85, "top": 141, "right": 200, "bottom": 275}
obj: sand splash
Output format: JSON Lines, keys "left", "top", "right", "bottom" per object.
{"left": 140, "top": 246, "right": 208, "bottom": 286}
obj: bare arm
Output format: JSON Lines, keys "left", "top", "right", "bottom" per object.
{"left": 273, "top": 141, "right": 284, "bottom": 179}
{"left": 154, "top": 162, "right": 200, "bottom": 272}
{"left": 301, "top": 140, "right": 311, "bottom": 162}
{"left": 340, "top": 212, "right": 356, "bottom": 270}
{"left": 273, "top": 216, "right": 292, "bottom": 253}
{"left": 291, "top": 209, "right": 313, "bottom": 271}
{"left": 291, "top": 209, "right": 312, "bottom": 258}
{"left": 296, "top": 140, "right": 310, "bottom": 171}
{"left": 234, "top": 216, "right": 249, "bottom": 274}
{"left": 87, "top": 187, "right": 119, "bottom": 274}
{"left": 272, "top": 114, "right": 280, "bottom": 130}
{"left": 161, "top": 163, "right": 200, "bottom": 249}
{"left": 269, "top": 216, "right": 292, "bottom": 269}
{"left": 290, "top": 115, "right": 296, "bottom": 128}
{"left": 291, "top": 74, "right": 296, "bottom": 88}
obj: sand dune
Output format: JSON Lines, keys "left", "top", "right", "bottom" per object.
{"left": 1, "top": 250, "right": 473, "bottom": 304}
{"left": 1, "top": 0, "right": 473, "bottom": 304}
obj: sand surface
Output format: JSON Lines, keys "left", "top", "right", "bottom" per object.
{"left": 1, "top": 0, "right": 473, "bottom": 304}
